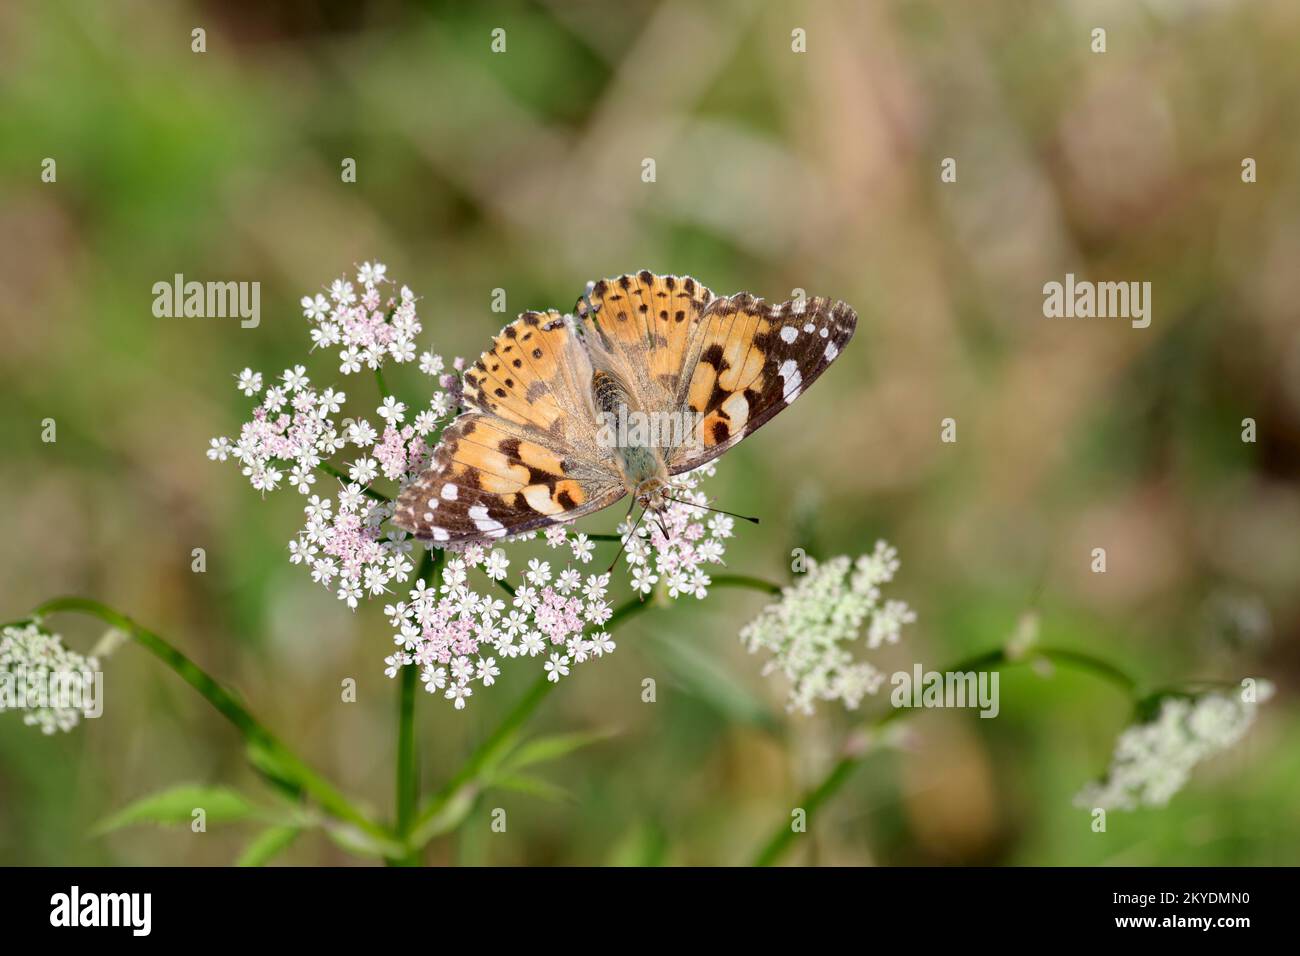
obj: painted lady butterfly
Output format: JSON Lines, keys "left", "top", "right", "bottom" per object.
{"left": 393, "top": 272, "right": 856, "bottom": 546}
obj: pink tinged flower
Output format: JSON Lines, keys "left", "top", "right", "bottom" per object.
{"left": 544, "top": 526, "right": 568, "bottom": 548}
{"left": 422, "top": 666, "right": 447, "bottom": 693}
{"left": 207, "top": 437, "right": 231, "bottom": 461}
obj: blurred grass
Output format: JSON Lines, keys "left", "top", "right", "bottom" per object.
{"left": 1, "top": 0, "right": 1298, "bottom": 865}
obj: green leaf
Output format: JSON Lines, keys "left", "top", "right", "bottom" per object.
{"left": 94, "top": 784, "right": 261, "bottom": 835}
{"left": 650, "top": 632, "right": 781, "bottom": 733}
{"left": 490, "top": 773, "right": 572, "bottom": 803}
{"left": 237, "top": 825, "right": 301, "bottom": 866}
{"left": 499, "top": 728, "right": 617, "bottom": 774}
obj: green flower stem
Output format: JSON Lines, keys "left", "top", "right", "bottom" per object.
{"left": 392, "top": 548, "right": 440, "bottom": 865}
{"left": 374, "top": 367, "right": 392, "bottom": 400}
{"left": 410, "top": 671, "right": 556, "bottom": 847}
{"left": 32, "top": 596, "right": 390, "bottom": 846}
{"left": 709, "top": 573, "right": 784, "bottom": 596}
{"left": 750, "top": 644, "right": 1140, "bottom": 866}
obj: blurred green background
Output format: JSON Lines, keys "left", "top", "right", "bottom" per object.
{"left": 2, "top": 0, "right": 1298, "bottom": 865}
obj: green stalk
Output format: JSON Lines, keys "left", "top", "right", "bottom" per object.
{"left": 32, "top": 596, "right": 391, "bottom": 847}
{"left": 391, "top": 548, "right": 440, "bottom": 865}
{"left": 750, "top": 645, "right": 1139, "bottom": 866}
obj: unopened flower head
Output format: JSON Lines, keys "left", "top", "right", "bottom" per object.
{"left": 0, "top": 624, "right": 101, "bottom": 734}
{"left": 1074, "top": 680, "right": 1274, "bottom": 810}
{"left": 739, "top": 542, "right": 916, "bottom": 714}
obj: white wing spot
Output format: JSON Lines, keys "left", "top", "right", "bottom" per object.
{"left": 803, "top": 322, "right": 816, "bottom": 333}
{"left": 824, "top": 341, "right": 839, "bottom": 361}
{"left": 430, "top": 527, "right": 449, "bottom": 541}
{"left": 425, "top": 498, "right": 439, "bottom": 509}
{"left": 468, "top": 505, "right": 505, "bottom": 535}
{"left": 819, "top": 326, "right": 829, "bottom": 338}
{"left": 441, "top": 484, "right": 458, "bottom": 501}
{"left": 779, "top": 326, "right": 798, "bottom": 344}
{"left": 778, "top": 359, "right": 802, "bottom": 402}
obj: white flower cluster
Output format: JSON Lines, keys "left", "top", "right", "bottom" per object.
{"left": 1074, "top": 681, "right": 1273, "bottom": 810}
{"left": 299, "top": 261, "right": 424, "bottom": 375}
{"left": 0, "top": 624, "right": 100, "bottom": 735}
{"left": 385, "top": 467, "right": 733, "bottom": 709}
{"left": 740, "top": 542, "right": 915, "bottom": 714}
{"left": 209, "top": 264, "right": 458, "bottom": 608}
{"left": 384, "top": 538, "right": 617, "bottom": 710}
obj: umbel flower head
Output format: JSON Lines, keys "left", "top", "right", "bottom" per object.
{"left": 0, "top": 623, "right": 100, "bottom": 735}
{"left": 385, "top": 464, "right": 729, "bottom": 709}
{"left": 1074, "top": 680, "right": 1273, "bottom": 810}
{"left": 740, "top": 542, "right": 915, "bottom": 714}
{"left": 210, "top": 264, "right": 733, "bottom": 708}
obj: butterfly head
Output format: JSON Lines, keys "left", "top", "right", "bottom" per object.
{"left": 633, "top": 477, "right": 669, "bottom": 514}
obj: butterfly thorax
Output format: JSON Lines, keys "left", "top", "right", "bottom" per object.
{"left": 590, "top": 368, "right": 670, "bottom": 507}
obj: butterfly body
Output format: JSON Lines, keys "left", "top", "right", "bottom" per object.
{"left": 393, "top": 272, "right": 856, "bottom": 546}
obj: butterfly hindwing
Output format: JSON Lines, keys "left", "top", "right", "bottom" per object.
{"left": 667, "top": 293, "right": 856, "bottom": 473}
{"left": 393, "top": 411, "right": 625, "bottom": 545}
{"left": 394, "top": 310, "right": 625, "bottom": 546}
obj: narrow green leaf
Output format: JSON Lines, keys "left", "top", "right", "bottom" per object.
{"left": 650, "top": 632, "right": 781, "bottom": 733}
{"left": 237, "top": 826, "right": 301, "bottom": 866}
{"left": 500, "top": 728, "right": 617, "bottom": 774}
{"left": 490, "top": 773, "right": 571, "bottom": 803}
{"left": 94, "top": 784, "right": 260, "bottom": 835}
{"left": 408, "top": 788, "right": 478, "bottom": 845}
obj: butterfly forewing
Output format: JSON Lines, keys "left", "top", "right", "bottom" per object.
{"left": 667, "top": 293, "right": 856, "bottom": 473}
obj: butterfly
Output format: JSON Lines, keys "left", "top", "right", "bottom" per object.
{"left": 392, "top": 272, "right": 856, "bottom": 547}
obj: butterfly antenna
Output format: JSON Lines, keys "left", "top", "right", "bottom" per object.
{"left": 661, "top": 494, "right": 760, "bottom": 525}
{"left": 605, "top": 503, "right": 648, "bottom": 574}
